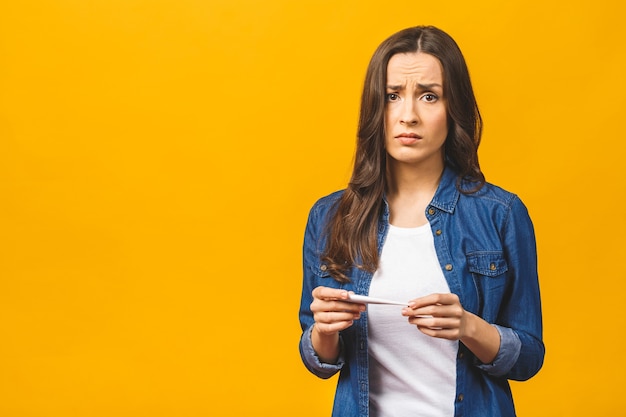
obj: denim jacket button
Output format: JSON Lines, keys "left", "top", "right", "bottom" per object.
{"left": 320, "top": 264, "right": 327, "bottom": 271}
{"left": 445, "top": 264, "right": 453, "bottom": 271}
{"left": 435, "top": 229, "right": 442, "bottom": 236}
{"left": 457, "top": 394, "right": 464, "bottom": 402}
{"left": 428, "top": 208, "right": 435, "bottom": 215}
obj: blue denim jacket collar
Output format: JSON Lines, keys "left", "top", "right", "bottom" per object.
{"left": 382, "top": 166, "right": 460, "bottom": 214}
{"left": 430, "top": 167, "right": 460, "bottom": 214}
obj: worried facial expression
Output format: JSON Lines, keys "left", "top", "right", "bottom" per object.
{"left": 384, "top": 52, "right": 448, "bottom": 168}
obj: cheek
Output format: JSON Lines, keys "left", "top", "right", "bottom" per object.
{"left": 433, "top": 111, "right": 448, "bottom": 137}
{"left": 385, "top": 103, "right": 403, "bottom": 120}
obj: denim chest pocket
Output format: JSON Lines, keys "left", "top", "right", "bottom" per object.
{"left": 467, "top": 251, "right": 508, "bottom": 277}
{"left": 467, "top": 252, "right": 508, "bottom": 320}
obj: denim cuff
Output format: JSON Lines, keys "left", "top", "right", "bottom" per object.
{"left": 475, "top": 325, "right": 521, "bottom": 377}
{"left": 300, "top": 325, "right": 344, "bottom": 379}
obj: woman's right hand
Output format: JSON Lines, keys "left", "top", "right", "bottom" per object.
{"left": 310, "top": 286, "right": 365, "bottom": 364}
{"left": 311, "top": 286, "right": 365, "bottom": 334}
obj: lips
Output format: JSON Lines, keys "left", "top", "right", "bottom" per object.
{"left": 395, "top": 132, "right": 422, "bottom": 145}
{"left": 396, "top": 133, "right": 422, "bottom": 139}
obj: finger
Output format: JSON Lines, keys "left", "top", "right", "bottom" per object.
{"left": 312, "top": 299, "right": 365, "bottom": 315}
{"left": 314, "top": 319, "right": 355, "bottom": 335}
{"left": 416, "top": 326, "right": 462, "bottom": 340}
{"left": 404, "top": 301, "right": 463, "bottom": 318}
{"left": 408, "top": 293, "right": 460, "bottom": 309}
{"left": 402, "top": 305, "right": 440, "bottom": 317}
{"left": 312, "top": 286, "right": 349, "bottom": 301}
{"left": 408, "top": 316, "right": 459, "bottom": 329}
{"left": 407, "top": 315, "right": 462, "bottom": 338}
{"left": 315, "top": 310, "right": 362, "bottom": 325}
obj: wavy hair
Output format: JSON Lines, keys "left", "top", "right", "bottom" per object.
{"left": 322, "top": 26, "right": 485, "bottom": 283}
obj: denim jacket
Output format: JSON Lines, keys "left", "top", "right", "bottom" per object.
{"left": 299, "top": 167, "right": 544, "bottom": 417}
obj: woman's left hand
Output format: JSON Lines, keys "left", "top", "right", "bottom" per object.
{"left": 401, "top": 293, "right": 467, "bottom": 340}
{"left": 402, "top": 292, "right": 501, "bottom": 364}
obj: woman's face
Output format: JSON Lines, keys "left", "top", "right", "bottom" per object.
{"left": 384, "top": 52, "right": 448, "bottom": 169}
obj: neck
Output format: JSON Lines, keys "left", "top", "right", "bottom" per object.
{"left": 384, "top": 158, "right": 445, "bottom": 227}
{"left": 385, "top": 158, "right": 444, "bottom": 199}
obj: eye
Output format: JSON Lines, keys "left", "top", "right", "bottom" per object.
{"left": 386, "top": 93, "right": 401, "bottom": 102}
{"left": 421, "top": 93, "right": 439, "bottom": 103}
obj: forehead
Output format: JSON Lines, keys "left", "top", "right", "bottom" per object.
{"left": 386, "top": 52, "right": 443, "bottom": 84}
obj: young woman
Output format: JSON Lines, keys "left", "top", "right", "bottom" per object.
{"left": 298, "top": 26, "right": 544, "bottom": 417}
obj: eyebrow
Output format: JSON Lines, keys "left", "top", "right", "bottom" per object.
{"left": 386, "top": 83, "right": 443, "bottom": 90}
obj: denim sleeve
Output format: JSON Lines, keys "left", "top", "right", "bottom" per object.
{"left": 298, "top": 194, "right": 346, "bottom": 380}
{"left": 299, "top": 325, "right": 345, "bottom": 379}
{"left": 496, "top": 196, "right": 545, "bottom": 380}
{"left": 475, "top": 325, "right": 521, "bottom": 377}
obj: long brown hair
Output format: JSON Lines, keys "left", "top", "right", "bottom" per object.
{"left": 322, "top": 26, "right": 484, "bottom": 283}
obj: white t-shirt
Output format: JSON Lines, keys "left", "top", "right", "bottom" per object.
{"left": 368, "top": 223, "right": 457, "bottom": 417}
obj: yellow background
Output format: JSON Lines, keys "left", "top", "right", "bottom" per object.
{"left": 1, "top": 0, "right": 625, "bottom": 416}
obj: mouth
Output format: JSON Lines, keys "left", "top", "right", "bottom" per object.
{"left": 394, "top": 132, "right": 422, "bottom": 145}
{"left": 395, "top": 133, "right": 422, "bottom": 139}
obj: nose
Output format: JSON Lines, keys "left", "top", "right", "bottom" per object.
{"left": 400, "top": 99, "right": 418, "bottom": 125}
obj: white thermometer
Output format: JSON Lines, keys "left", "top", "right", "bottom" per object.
{"left": 346, "top": 294, "right": 409, "bottom": 306}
